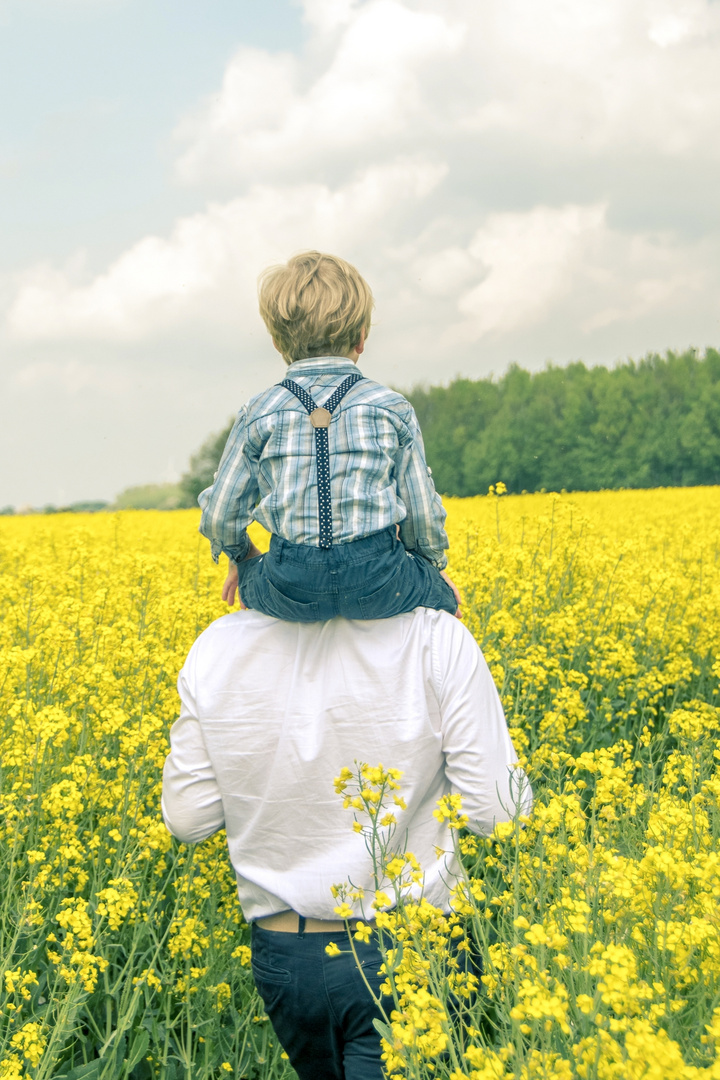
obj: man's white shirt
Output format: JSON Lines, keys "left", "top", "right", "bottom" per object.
{"left": 162, "top": 608, "right": 531, "bottom": 922}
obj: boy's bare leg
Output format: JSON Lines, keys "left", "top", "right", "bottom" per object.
{"left": 222, "top": 542, "right": 263, "bottom": 607}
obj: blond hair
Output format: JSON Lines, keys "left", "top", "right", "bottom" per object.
{"left": 258, "top": 251, "right": 374, "bottom": 365}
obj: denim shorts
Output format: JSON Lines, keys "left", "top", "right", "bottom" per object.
{"left": 250, "top": 924, "right": 386, "bottom": 1080}
{"left": 236, "top": 526, "right": 457, "bottom": 622}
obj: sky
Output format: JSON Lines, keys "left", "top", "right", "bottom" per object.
{"left": 1, "top": 0, "right": 719, "bottom": 508}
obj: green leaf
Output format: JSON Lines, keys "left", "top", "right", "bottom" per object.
{"left": 125, "top": 1029, "right": 150, "bottom": 1071}
{"left": 59, "top": 1062, "right": 101, "bottom": 1080}
{"left": 372, "top": 1018, "right": 394, "bottom": 1041}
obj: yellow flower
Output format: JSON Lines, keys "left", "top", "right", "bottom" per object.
{"left": 211, "top": 982, "right": 232, "bottom": 1012}
{"left": 231, "top": 944, "right": 252, "bottom": 966}
{"left": 10, "top": 1022, "right": 47, "bottom": 1068}
{"left": 384, "top": 858, "right": 406, "bottom": 880}
{"left": 5, "top": 491, "right": 720, "bottom": 1079}
{"left": 333, "top": 767, "right": 354, "bottom": 794}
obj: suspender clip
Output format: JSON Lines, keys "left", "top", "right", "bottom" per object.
{"left": 309, "top": 407, "right": 332, "bottom": 428}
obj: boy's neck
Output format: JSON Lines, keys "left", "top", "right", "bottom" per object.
{"left": 278, "top": 328, "right": 366, "bottom": 367}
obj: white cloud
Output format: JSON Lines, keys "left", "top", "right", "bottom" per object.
{"left": 7, "top": 158, "right": 446, "bottom": 341}
{"left": 382, "top": 200, "right": 719, "bottom": 371}
{"left": 5, "top": 0, "right": 720, "bottom": 370}
{"left": 175, "top": 0, "right": 464, "bottom": 185}
{"left": 172, "top": 0, "right": 720, "bottom": 190}
{"left": 646, "top": 0, "right": 713, "bottom": 47}
{"left": 408, "top": 245, "right": 481, "bottom": 298}
{"left": 301, "top": 0, "right": 359, "bottom": 32}
{"left": 452, "top": 0, "right": 720, "bottom": 156}
{"left": 455, "top": 204, "right": 608, "bottom": 339}
{"left": 13, "top": 358, "right": 130, "bottom": 394}
{"left": 578, "top": 229, "right": 710, "bottom": 333}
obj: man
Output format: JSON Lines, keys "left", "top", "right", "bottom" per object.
{"left": 162, "top": 607, "right": 531, "bottom": 1080}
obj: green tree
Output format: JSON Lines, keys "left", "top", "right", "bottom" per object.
{"left": 114, "top": 483, "right": 187, "bottom": 510}
{"left": 408, "top": 378, "right": 500, "bottom": 495}
{"left": 178, "top": 420, "right": 234, "bottom": 506}
{"left": 405, "top": 347, "right": 720, "bottom": 495}
{"left": 172, "top": 348, "right": 720, "bottom": 506}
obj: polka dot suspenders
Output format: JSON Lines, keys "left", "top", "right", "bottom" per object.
{"left": 279, "top": 373, "right": 364, "bottom": 549}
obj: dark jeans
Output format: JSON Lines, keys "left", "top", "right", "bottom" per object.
{"left": 250, "top": 925, "right": 387, "bottom": 1080}
{"left": 237, "top": 526, "right": 457, "bottom": 622}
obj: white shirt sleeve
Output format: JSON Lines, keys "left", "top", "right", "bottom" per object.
{"left": 433, "top": 616, "right": 532, "bottom": 835}
{"left": 162, "top": 647, "right": 226, "bottom": 843}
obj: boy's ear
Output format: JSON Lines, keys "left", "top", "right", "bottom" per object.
{"left": 354, "top": 327, "right": 366, "bottom": 356}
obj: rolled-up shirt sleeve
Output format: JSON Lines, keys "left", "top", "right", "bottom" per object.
{"left": 162, "top": 650, "right": 225, "bottom": 844}
{"left": 433, "top": 618, "right": 532, "bottom": 834}
{"left": 394, "top": 406, "right": 449, "bottom": 570}
{"left": 198, "top": 407, "right": 259, "bottom": 564}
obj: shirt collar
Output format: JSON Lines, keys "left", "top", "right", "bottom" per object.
{"left": 286, "top": 356, "right": 362, "bottom": 377}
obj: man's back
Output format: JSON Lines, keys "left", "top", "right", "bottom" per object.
{"left": 162, "top": 607, "right": 529, "bottom": 922}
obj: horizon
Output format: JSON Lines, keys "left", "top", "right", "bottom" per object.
{"left": 2, "top": 342, "right": 716, "bottom": 511}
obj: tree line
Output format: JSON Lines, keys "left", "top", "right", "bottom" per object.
{"left": 409, "top": 347, "right": 720, "bottom": 495}
{"left": 9, "top": 346, "right": 715, "bottom": 515}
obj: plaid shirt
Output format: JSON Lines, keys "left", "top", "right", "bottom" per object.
{"left": 198, "top": 356, "right": 449, "bottom": 569}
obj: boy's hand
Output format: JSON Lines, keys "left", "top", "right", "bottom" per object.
{"left": 222, "top": 563, "right": 241, "bottom": 607}
{"left": 222, "top": 541, "right": 263, "bottom": 608}
{"left": 440, "top": 570, "right": 462, "bottom": 619}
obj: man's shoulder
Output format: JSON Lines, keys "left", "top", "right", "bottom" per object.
{"left": 185, "top": 611, "right": 299, "bottom": 677}
{"left": 183, "top": 609, "right": 481, "bottom": 704}
{"left": 406, "top": 607, "right": 478, "bottom": 648}
{"left": 191, "top": 608, "right": 470, "bottom": 657}
{"left": 193, "top": 610, "right": 289, "bottom": 647}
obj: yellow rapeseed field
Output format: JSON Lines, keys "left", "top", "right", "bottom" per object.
{"left": 1, "top": 488, "right": 719, "bottom": 1079}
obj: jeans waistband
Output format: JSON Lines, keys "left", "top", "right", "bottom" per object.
{"left": 255, "top": 910, "right": 377, "bottom": 933}
{"left": 269, "top": 526, "right": 398, "bottom": 566}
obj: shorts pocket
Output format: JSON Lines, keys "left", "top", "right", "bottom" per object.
{"left": 265, "top": 579, "right": 321, "bottom": 622}
{"left": 358, "top": 570, "right": 408, "bottom": 619}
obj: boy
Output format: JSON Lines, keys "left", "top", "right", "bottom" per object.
{"left": 198, "top": 250, "right": 460, "bottom": 621}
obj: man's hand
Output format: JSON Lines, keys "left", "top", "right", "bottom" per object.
{"left": 222, "top": 541, "right": 263, "bottom": 608}
{"left": 440, "top": 570, "right": 462, "bottom": 619}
